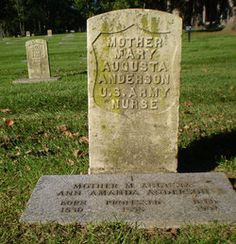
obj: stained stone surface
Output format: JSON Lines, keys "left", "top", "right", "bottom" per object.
{"left": 20, "top": 173, "right": 236, "bottom": 228}
{"left": 87, "top": 9, "right": 182, "bottom": 173}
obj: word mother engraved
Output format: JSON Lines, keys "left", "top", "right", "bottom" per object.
{"left": 93, "top": 32, "right": 172, "bottom": 112}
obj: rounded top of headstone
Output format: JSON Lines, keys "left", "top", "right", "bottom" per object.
{"left": 88, "top": 8, "right": 181, "bottom": 20}
{"left": 25, "top": 39, "right": 47, "bottom": 47}
{"left": 88, "top": 9, "right": 182, "bottom": 41}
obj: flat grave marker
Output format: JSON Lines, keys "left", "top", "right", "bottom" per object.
{"left": 20, "top": 173, "right": 236, "bottom": 228}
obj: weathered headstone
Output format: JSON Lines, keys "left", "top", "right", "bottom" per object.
{"left": 88, "top": 9, "right": 182, "bottom": 173}
{"left": 26, "top": 31, "right": 30, "bottom": 37}
{"left": 26, "top": 39, "right": 50, "bottom": 79}
{"left": 13, "top": 39, "right": 59, "bottom": 83}
{"left": 20, "top": 173, "right": 236, "bottom": 228}
{"left": 47, "top": 29, "right": 52, "bottom": 36}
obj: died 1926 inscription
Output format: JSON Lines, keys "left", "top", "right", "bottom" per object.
{"left": 20, "top": 173, "right": 236, "bottom": 228}
{"left": 88, "top": 9, "right": 182, "bottom": 173}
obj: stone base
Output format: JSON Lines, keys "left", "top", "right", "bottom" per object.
{"left": 13, "top": 77, "right": 59, "bottom": 84}
{"left": 20, "top": 172, "right": 236, "bottom": 228}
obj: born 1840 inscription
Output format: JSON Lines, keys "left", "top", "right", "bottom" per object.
{"left": 88, "top": 9, "right": 182, "bottom": 173}
{"left": 20, "top": 173, "right": 236, "bottom": 228}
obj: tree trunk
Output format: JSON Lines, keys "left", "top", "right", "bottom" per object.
{"left": 38, "top": 20, "right": 42, "bottom": 34}
{"left": 19, "top": 21, "right": 25, "bottom": 36}
{"left": 0, "top": 23, "right": 4, "bottom": 38}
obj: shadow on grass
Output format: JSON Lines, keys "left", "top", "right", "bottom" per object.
{"left": 178, "top": 130, "right": 236, "bottom": 172}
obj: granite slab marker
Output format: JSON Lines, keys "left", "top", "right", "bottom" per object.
{"left": 88, "top": 9, "right": 182, "bottom": 173}
{"left": 13, "top": 39, "right": 59, "bottom": 83}
{"left": 20, "top": 173, "right": 236, "bottom": 228}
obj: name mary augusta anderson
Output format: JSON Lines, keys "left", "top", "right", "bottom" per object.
{"left": 93, "top": 34, "right": 172, "bottom": 112}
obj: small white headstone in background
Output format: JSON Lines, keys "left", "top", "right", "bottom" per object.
{"left": 26, "top": 39, "right": 50, "bottom": 79}
{"left": 26, "top": 31, "right": 30, "bottom": 37}
{"left": 13, "top": 39, "right": 59, "bottom": 83}
{"left": 47, "top": 29, "right": 52, "bottom": 36}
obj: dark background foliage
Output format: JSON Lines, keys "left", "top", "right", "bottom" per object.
{"left": 0, "top": 0, "right": 235, "bottom": 36}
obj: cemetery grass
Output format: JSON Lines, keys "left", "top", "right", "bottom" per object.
{"left": 0, "top": 31, "right": 236, "bottom": 243}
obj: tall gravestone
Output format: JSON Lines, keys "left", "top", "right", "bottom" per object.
{"left": 88, "top": 9, "right": 182, "bottom": 173}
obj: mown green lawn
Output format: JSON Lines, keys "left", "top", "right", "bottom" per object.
{"left": 0, "top": 31, "right": 236, "bottom": 243}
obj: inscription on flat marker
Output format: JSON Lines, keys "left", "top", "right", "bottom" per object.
{"left": 88, "top": 9, "right": 182, "bottom": 173}
{"left": 20, "top": 173, "right": 236, "bottom": 228}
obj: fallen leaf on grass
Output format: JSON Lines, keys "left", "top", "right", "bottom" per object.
{"left": 183, "top": 125, "right": 190, "bottom": 130}
{"left": 4, "top": 119, "right": 14, "bottom": 126}
{"left": 9, "top": 151, "right": 21, "bottom": 159}
{"left": 67, "top": 159, "right": 75, "bottom": 166}
{"left": 169, "top": 228, "right": 178, "bottom": 238}
{"left": 145, "top": 228, "right": 156, "bottom": 237}
{"left": 57, "top": 124, "right": 79, "bottom": 138}
{"left": 63, "top": 130, "right": 74, "bottom": 138}
{"left": 26, "top": 165, "right": 31, "bottom": 171}
{"left": 43, "top": 145, "right": 49, "bottom": 153}
{"left": 79, "top": 136, "right": 89, "bottom": 144}
{"left": 0, "top": 108, "right": 11, "bottom": 113}
{"left": 25, "top": 149, "right": 33, "bottom": 155}
{"left": 57, "top": 124, "right": 68, "bottom": 132}
{"left": 73, "top": 149, "right": 87, "bottom": 158}
{"left": 43, "top": 132, "right": 49, "bottom": 138}
{"left": 72, "top": 132, "right": 80, "bottom": 137}
{"left": 183, "top": 101, "right": 193, "bottom": 107}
